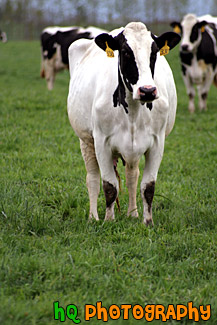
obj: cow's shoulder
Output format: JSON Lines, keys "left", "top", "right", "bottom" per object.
{"left": 68, "top": 39, "right": 95, "bottom": 75}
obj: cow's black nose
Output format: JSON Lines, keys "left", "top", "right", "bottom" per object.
{"left": 139, "top": 86, "right": 157, "bottom": 102}
{"left": 181, "top": 44, "right": 189, "bottom": 52}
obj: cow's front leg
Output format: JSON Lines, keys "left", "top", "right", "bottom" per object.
{"left": 102, "top": 180, "right": 118, "bottom": 220}
{"left": 197, "top": 73, "right": 213, "bottom": 111}
{"left": 140, "top": 136, "right": 165, "bottom": 226}
{"left": 125, "top": 161, "right": 140, "bottom": 218}
{"left": 95, "top": 140, "right": 118, "bottom": 221}
{"left": 182, "top": 71, "right": 195, "bottom": 113}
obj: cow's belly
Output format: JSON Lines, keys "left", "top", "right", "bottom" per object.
{"left": 67, "top": 96, "right": 93, "bottom": 141}
{"left": 188, "top": 60, "right": 212, "bottom": 84}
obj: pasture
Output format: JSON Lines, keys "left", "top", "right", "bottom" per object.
{"left": 0, "top": 39, "right": 216, "bottom": 324}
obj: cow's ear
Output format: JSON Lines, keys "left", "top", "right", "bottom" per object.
{"left": 197, "top": 20, "right": 208, "bottom": 32}
{"left": 170, "top": 22, "right": 182, "bottom": 34}
{"left": 152, "top": 32, "right": 181, "bottom": 56}
{"left": 95, "top": 33, "right": 119, "bottom": 54}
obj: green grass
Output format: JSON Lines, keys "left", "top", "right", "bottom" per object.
{"left": 0, "top": 40, "right": 216, "bottom": 324}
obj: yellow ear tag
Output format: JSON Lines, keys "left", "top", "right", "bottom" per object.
{"left": 105, "top": 41, "right": 114, "bottom": 58}
{"left": 201, "top": 26, "right": 205, "bottom": 33}
{"left": 160, "top": 40, "right": 170, "bottom": 56}
{"left": 174, "top": 25, "right": 181, "bottom": 34}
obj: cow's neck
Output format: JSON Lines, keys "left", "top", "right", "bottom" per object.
{"left": 126, "top": 93, "right": 142, "bottom": 123}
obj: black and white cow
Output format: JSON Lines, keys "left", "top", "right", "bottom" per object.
{"left": 40, "top": 26, "right": 106, "bottom": 90}
{"left": 0, "top": 30, "right": 7, "bottom": 43}
{"left": 67, "top": 22, "right": 180, "bottom": 225}
{"left": 171, "top": 14, "right": 217, "bottom": 112}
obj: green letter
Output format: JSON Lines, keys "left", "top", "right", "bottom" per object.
{"left": 67, "top": 304, "right": 81, "bottom": 324}
{"left": 53, "top": 301, "right": 66, "bottom": 322}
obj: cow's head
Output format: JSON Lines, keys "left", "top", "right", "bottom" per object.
{"left": 95, "top": 22, "right": 180, "bottom": 112}
{"left": 171, "top": 14, "right": 207, "bottom": 53}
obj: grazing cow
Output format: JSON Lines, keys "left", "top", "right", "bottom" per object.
{"left": 67, "top": 22, "right": 180, "bottom": 225}
{"left": 0, "top": 30, "right": 7, "bottom": 43}
{"left": 171, "top": 14, "right": 217, "bottom": 112}
{"left": 40, "top": 26, "right": 106, "bottom": 90}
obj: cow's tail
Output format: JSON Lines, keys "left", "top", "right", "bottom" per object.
{"left": 40, "top": 69, "right": 45, "bottom": 78}
{"left": 213, "top": 73, "right": 217, "bottom": 88}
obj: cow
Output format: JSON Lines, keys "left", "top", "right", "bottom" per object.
{"left": 40, "top": 26, "right": 107, "bottom": 90}
{"left": 171, "top": 14, "right": 217, "bottom": 113}
{"left": 67, "top": 22, "right": 180, "bottom": 225}
{"left": 0, "top": 30, "right": 7, "bottom": 43}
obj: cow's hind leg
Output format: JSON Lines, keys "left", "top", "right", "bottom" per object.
{"left": 80, "top": 139, "right": 100, "bottom": 221}
{"left": 125, "top": 162, "right": 140, "bottom": 218}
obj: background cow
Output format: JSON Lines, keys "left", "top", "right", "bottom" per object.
{"left": 67, "top": 22, "right": 180, "bottom": 225}
{"left": 40, "top": 26, "right": 107, "bottom": 90}
{"left": 0, "top": 30, "right": 7, "bottom": 43}
{"left": 171, "top": 14, "right": 217, "bottom": 112}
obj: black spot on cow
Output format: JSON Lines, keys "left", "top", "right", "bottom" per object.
{"left": 201, "top": 92, "right": 207, "bottom": 100}
{"left": 113, "top": 69, "right": 129, "bottom": 114}
{"left": 197, "top": 28, "right": 217, "bottom": 69}
{"left": 41, "top": 28, "right": 92, "bottom": 65}
{"left": 146, "top": 103, "right": 153, "bottom": 110}
{"left": 41, "top": 32, "right": 57, "bottom": 59}
{"left": 103, "top": 181, "right": 117, "bottom": 208}
{"left": 190, "top": 21, "right": 207, "bottom": 43}
{"left": 150, "top": 41, "right": 159, "bottom": 78}
{"left": 116, "top": 32, "right": 139, "bottom": 90}
{"left": 190, "top": 24, "right": 200, "bottom": 43}
{"left": 181, "top": 64, "right": 187, "bottom": 75}
{"left": 180, "top": 51, "right": 193, "bottom": 65}
{"left": 144, "top": 181, "right": 155, "bottom": 213}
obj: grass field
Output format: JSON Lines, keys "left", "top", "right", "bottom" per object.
{"left": 0, "top": 40, "right": 216, "bottom": 324}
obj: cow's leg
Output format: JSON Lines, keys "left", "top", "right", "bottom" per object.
{"left": 125, "top": 161, "right": 140, "bottom": 217}
{"left": 140, "top": 136, "right": 164, "bottom": 226}
{"left": 40, "top": 55, "right": 45, "bottom": 78}
{"left": 182, "top": 72, "right": 195, "bottom": 113}
{"left": 95, "top": 141, "right": 118, "bottom": 221}
{"left": 197, "top": 73, "right": 213, "bottom": 111}
{"left": 80, "top": 139, "right": 100, "bottom": 221}
{"left": 44, "top": 59, "right": 55, "bottom": 90}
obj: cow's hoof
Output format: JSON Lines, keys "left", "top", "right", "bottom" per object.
{"left": 143, "top": 218, "right": 154, "bottom": 226}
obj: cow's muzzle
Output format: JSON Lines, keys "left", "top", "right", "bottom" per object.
{"left": 138, "top": 86, "right": 157, "bottom": 102}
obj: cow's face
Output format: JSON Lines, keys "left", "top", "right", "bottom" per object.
{"left": 171, "top": 14, "right": 207, "bottom": 53}
{"left": 95, "top": 22, "right": 180, "bottom": 107}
